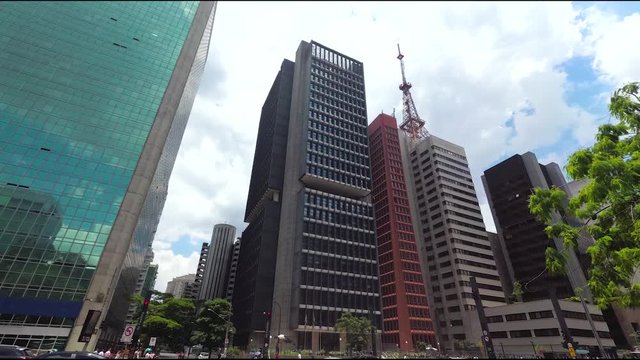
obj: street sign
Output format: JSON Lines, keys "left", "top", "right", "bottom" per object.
{"left": 149, "top": 337, "right": 157, "bottom": 347}
{"left": 121, "top": 324, "right": 135, "bottom": 344}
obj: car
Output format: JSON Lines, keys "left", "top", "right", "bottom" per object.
{"left": 0, "top": 345, "right": 32, "bottom": 359}
{"left": 34, "top": 351, "right": 106, "bottom": 359}
{"left": 198, "top": 353, "right": 209, "bottom": 359}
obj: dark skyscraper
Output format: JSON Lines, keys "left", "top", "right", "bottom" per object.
{"left": 233, "top": 59, "right": 295, "bottom": 347}
{"left": 481, "top": 152, "right": 587, "bottom": 302}
{"left": 368, "top": 113, "right": 435, "bottom": 351}
{"left": 270, "top": 41, "right": 381, "bottom": 353}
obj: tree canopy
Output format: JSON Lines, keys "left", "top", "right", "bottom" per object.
{"left": 190, "top": 298, "right": 234, "bottom": 358}
{"left": 529, "top": 82, "right": 640, "bottom": 308}
{"left": 130, "top": 292, "right": 197, "bottom": 351}
{"left": 334, "top": 312, "right": 371, "bottom": 352}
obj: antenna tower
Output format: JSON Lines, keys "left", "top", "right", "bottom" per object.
{"left": 397, "top": 44, "right": 428, "bottom": 140}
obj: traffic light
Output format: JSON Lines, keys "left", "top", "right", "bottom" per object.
{"left": 142, "top": 298, "right": 150, "bottom": 311}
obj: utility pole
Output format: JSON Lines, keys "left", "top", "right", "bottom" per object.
{"left": 263, "top": 311, "right": 272, "bottom": 359}
{"left": 471, "top": 277, "right": 496, "bottom": 358}
{"left": 578, "top": 292, "right": 607, "bottom": 358}
{"left": 131, "top": 290, "right": 152, "bottom": 348}
{"left": 222, "top": 322, "right": 230, "bottom": 358}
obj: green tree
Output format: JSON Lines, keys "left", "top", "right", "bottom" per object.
{"left": 528, "top": 82, "right": 640, "bottom": 308}
{"left": 130, "top": 292, "right": 197, "bottom": 351}
{"left": 511, "top": 280, "right": 524, "bottom": 302}
{"left": 334, "top": 312, "right": 371, "bottom": 353}
{"left": 191, "top": 298, "right": 234, "bottom": 359}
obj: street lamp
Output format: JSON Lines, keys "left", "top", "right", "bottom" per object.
{"left": 273, "top": 301, "right": 282, "bottom": 358}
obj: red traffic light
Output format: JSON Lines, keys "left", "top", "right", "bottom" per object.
{"left": 143, "top": 299, "right": 150, "bottom": 306}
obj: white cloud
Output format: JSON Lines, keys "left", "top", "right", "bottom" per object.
{"left": 154, "top": 249, "right": 201, "bottom": 293}
{"left": 152, "top": 2, "right": 640, "bottom": 289}
{"left": 582, "top": 10, "right": 640, "bottom": 86}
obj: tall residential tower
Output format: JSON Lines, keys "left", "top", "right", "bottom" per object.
{"left": 400, "top": 134, "right": 506, "bottom": 351}
{"left": 232, "top": 59, "right": 295, "bottom": 347}
{"left": 199, "top": 224, "right": 236, "bottom": 300}
{"left": 368, "top": 113, "right": 435, "bottom": 351}
{"left": 0, "top": 2, "right": 216, "bottom": 351}
{"left": 273, "top": 41, "right": 382, "bottom": 353}
{"left": 236, "top": 41, "right": 382, "bottom": 353}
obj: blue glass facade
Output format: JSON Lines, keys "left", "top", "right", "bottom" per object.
{"left": 0, "top": 1, "right": 214, "bottom": 352}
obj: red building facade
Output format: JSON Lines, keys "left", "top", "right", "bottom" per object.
{"left": 368, "top": 113, "right": 435, "bottom": 351}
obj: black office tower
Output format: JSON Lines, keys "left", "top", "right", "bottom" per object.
{"left": 232, "top": 59, "right": 295, "bottom": 347}
{"left": 269, "top": 41, "right": 381, "bottom": 354}
{"left": 481, "top": 152, "right": 587, "bottom": 302}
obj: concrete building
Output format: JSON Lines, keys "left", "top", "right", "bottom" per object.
{"left": 485, "top": 299, "right": 616, "bottom": 357}
{"left": 166, "top": 274, "right": 196, "bottom": 299}
{"left": 481, "top": 152, "right": 589, "bottom": 302}
{"left": 260, "top": 41, "right": 382, "bottom": 353}
{"left": 185, "top": 242, "right": 209, "bottom": 300}
{"left": 142, "top": 264, "right": 158, "bottom": 297}
{"left": 399, "top": 133, "right": 505, "bottom": 352}
{"left": 200, "top": 224, "right": 236, "bottom": 300}
{"left": 125, "top": 245, "right": 155, "bottom": 324}
{"left": 233, "top": 59, "right": 295, "bottom": 348}
{"left": 0, "top": 2, "right": 217, "bottom": 352}
{"left": 368, "top": 113, "right": 436, "bottom": 351}
{"left": 224, "top": 239, "right": 241, "bottom": 302}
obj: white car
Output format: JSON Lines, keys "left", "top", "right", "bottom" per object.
{"left": 198, "top": 352, "right": 209, "bottom": 359}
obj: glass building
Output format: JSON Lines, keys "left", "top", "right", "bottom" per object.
{"left": 269, "top": 41, "right": 382, "bottom": 353}
{"left": 0, "top": 1, "right": 216, "bottom": 352}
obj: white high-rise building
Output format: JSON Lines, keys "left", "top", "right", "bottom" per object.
{"left": 199, "top": 224, "right": 236, "bottom": 300}
{"left": 399, "top": 133, "right": 505, "bottom": 351}
{"left": 166, "top": 274, "right": 196, "bottom": 298}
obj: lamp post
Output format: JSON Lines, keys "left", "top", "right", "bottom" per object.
{"left": 530, "top": 340, "right": 536, "bottom": 356}
{"left": 273, "top": 301, "right": 282, "bottom": 359}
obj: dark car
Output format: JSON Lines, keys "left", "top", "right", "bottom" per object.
{"left": 35, "top": 351, "right": 106, "bottom": 359}
{"left": 0, "top": 345, "right": 32, "bottom": 359}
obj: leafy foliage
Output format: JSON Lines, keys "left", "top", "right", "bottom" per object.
{"left": 334, "top": 312, "right": 371, "bottom": 352}
{"left": 191, "top": 298, "right": 234, "bottom": 357}
{"left": 130, "top": 292, "right": 197, "bottom": 351}
{"left": 511, "top": 280, "right": 524, "bottom": 302}
{"left": 528, "top": 82, "right": 640, "bottom": 308}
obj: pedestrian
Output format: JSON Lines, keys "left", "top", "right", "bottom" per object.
{"left": 105, "top": 349, "right": 112, "bottom": 359}
{"left": 99, "top": 350, "right": 105, "bottom": 357}
{"left": 297, "top": 352, "right": 302, "bottom": 359}
{"left": 134, "top": 348, "right": 141, "bottom": 359}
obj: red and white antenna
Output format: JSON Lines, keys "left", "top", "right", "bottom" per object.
{"left": 397, "top": 44, "right": 428, "bottom": 140}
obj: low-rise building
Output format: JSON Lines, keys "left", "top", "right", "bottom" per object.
{"left": 485, "top": 299, "right": 616, "bottom": 358}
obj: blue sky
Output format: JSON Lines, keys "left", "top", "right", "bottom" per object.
{"left": 153, "top": 1, "right": 640, "bottom": 290}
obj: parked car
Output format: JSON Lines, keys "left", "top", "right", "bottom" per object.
{"left": 0, "top": 345, "right": 32, "bottom": 359}
{"left": 35, "top": 351, "right": 106, "bottom": 359}
{"left": 197, "top": 352, "right": 209, "bottom": 359}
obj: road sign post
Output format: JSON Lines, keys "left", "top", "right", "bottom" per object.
{"left": 149, "top": 337, "right": 157, "bottom": 347}
{"left": 121, "top": 324, "right": 136, "bottom": 344}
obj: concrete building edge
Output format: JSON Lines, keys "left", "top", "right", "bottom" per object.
{"left": 64, "top": 1, "right": 215, "bottom": 351}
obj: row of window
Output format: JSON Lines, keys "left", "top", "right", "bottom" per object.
{"left": 304, "top": 191, "right": 371, "bottom": 217}
{"left": 308, "top": 130, "right": 367, "bottom": 156}
{"left": 300, "top": 270, "right": 378, "bottom": 292}
{"left": 302, "top": 220, "right": 375, "bottom": 246}
{"left": 307, "top": 140, "right": 368, "bottom": 167}
{"left": 308, "top": 111, "right": 367, "bottom": 144}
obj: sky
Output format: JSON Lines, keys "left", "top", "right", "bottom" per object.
{"left": 151, "top": 1, "right": 640, "bottom": 292}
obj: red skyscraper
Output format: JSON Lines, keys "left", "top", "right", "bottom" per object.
{"left": 368, "top": 113, "right": 435, "bottom": 351}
